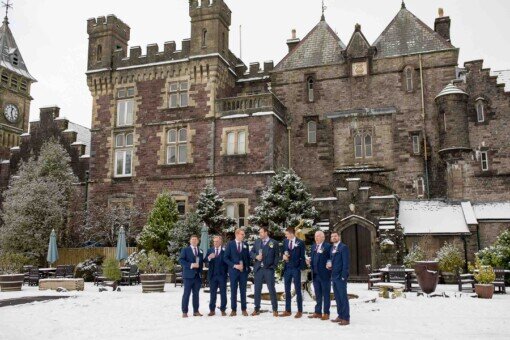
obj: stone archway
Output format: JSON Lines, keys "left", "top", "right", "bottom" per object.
{"left": 334, "top": 215, "right": 377, "bottom": 280}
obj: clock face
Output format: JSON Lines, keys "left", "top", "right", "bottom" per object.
{"left": 4, "top": 104, "right": 19, "bottom": 123}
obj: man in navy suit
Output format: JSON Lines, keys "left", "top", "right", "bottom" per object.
{"left": 179, "top": 235, "right": 204, "bottom": 318}
{"left": 329, "top": 231, "right": 350, "bottom": 326}
{"left": 223, "top": 228, "right": 251, "bottom": 316}
{"left": 250, "top": 226, "right": 280, "bottom": 317}
{"left": 306, "top": 230, "right": 331, "bottom": 321}
{"left": 280, "top": 227, "right": 306, "bottom": 318}
{"left": 205, "top": 235, "right": 228, "bottom": 316}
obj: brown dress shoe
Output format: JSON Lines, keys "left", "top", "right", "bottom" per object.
{"left": 208, "top": 311, "right": 215, "bottom": 316}
{"left": 308, "top": 313, "right": 322, "bottom": 319}
{"left": 193, "top": 312, "right": 203, "bottom": 317}
{"left": 221, "top": 311, "right": 227, "bottom": 316}
{"left": 321, "top": 314, "right": 330, "bottom": 321}
{"left": 251, "top": 310, "right": 260, "bottom": 316}
{"left": 331, "top": 317, "right": 342, "bottom": 323}
{"left": 242, "top": 310, "right": 249, "bottom": 317}
{"left": 339, "top": 320, "right": 350, "bottom": 326}
{"left": 279, "top": 311, "right": 292, "bottom": 317}
{"left": 182, "top": 313, "right": 188, "bottom": 318}
{"left": 273, "top": 311, "right": 279, "bottom": 317}
{"left": 230, "top": 311, "right": 237, "bottom": 317}
{"left": 294, "top": 312, "right": 303, "bottom": 319}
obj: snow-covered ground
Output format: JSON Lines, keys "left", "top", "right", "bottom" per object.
{"left": 0, "top": 283, "right": 509, "bottom": 340}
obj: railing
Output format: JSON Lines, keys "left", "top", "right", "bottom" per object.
{"left": 216, "top": 92, "right": 286, "bottom": 119}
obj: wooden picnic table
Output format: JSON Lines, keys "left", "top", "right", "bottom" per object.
{"left": 38, "top": 268, "right": 57, "bottom": 279}
{"left": 378, "top": 267, "right": 415, "bottom": 292}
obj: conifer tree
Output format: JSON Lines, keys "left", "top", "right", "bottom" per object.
{"left": 196, "top": 184, "right": 235, "bottom": 236}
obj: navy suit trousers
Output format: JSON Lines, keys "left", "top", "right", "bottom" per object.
{"left": 254, "top": 268, "right": 278, "bottom": 312}
{"left": 332, "top": 278, "right": 350, "bottom": 321}
{"left": 284, "top": 268, "right": 303, "bottom": 312}
{"left": 209, "top": 275, "right": 227, "bottom": 312}
{"left": 182, "top": 276, "right": 201, "bottom": 314}
{"left": 312, "top": 275, "right": 331, "bottom": 315}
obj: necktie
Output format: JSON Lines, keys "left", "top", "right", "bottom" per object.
{"left": 333, "top": 245, "right": 337, "bottom": 253}
{"left": 316, "top": 244, "right": 320, "bottom": 252}
{"left": 290, "top": 240, "right": 293, "bottom": 251}
{"left": 237, "top": 242, "right": 241, "bottom": 253}
{"left": 193, "top": 247, "right": 197, "bottom": 257}
{"left": 215, "top": 248, "right": 219, "bottom": 257}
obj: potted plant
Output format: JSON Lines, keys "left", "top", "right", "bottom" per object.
{"left": 102, "top": 258, "right": 122, "bottom": 291}
{"left": 472, "top": 261, "right": 496, "bottom": 299}
{"left": 136, "top": 250, "right": 174, "bottom": 293}
{"left": 437, "top": 242, "right": 465, "bottom": 284}
{"left": 406, "top": 243, "right": 439, "bottom": 294}
{"left": 0, "top": 252, "right": 30, "bottom": 292}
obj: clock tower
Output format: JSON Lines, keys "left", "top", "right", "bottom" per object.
{"left": 0, "top": 5, "right": 36, "bottom": 159}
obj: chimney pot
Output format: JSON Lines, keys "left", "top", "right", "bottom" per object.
{"left": 438, "top": 8, "right": 444, "bottom": 17}
{"left": 291, "top": 29, "right": 296, "bottom": 39}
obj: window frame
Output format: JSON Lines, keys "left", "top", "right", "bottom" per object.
{"left": 364, "top": 134, "right": 373, "bottom": 158}
{"left": 480, "top": 151, "right": 489, "bottom": 171}
{"left": 114, "top": 132, "right": 134, "bottom": 178}
{"left": 476, "top": 100, "right": 485, "bottom": 123}
{"left": 307, "top": 121, "right": 317, "bottom": 144}
{"left": 225, "top": 200, "right": 247, "bottom": 227}
{"left": 412, "top": 135, "right": 421, "bottom": 155}
{"left": 417, "top": 177, "right": 425, "bottom": 197}
{"left": 354, "top": 134, "right": 363, "bottom": 159}
{"left": 169, "top": 81, "right": 189, "bottom": 109}
{"left": 225, "top": 130, "right": 247, "bottom": 156}
{"left": 307, "top": 77, "right": 314, "bottom": 102}
{"left": 405, "top": 67, "right": 414, "bottom": 92}
{"left": 166, "top": 128, "right": 188, "bottom": 165}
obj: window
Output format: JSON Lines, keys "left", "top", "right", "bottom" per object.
{"left": 307, "top": 121, "right": 317, "bottom": 144}
{"left": 1, "top": 74, "right": 8, "bottom": 86}
{"left": 226, "top": 202, "right": 246, "bottom": 227}
{"left": 12, "top": 53, "right": 19, "bottom": 66}
{"left": 10, "top": 77, "right": 18, "bottom": 89}
{"left": 354, "top": 134, "right": 363, "bottom": 158}
{"left": 169, "top": 81, "right": 189, "bottom": 108}
{"left": 307, "top": 77, "right": 314, "bottom": 102}
{"left": 364, "top": 134, "right": 373, "bottom": 158}
{"left": 417, "top": 177, "right": 425, "bottom": 197}
{"left": 114, "top": 133, "right": 134, "bottom": 177}
{"left": 476, "top": 101, "right": 485, "bottom": 123}
{"left": 412, "top": 135, "right": 420, "bottom": 154}
{"left": 167, "top": 128, "right": 188, "bottom": 164}
{"left": 405, "top": 67, "right": 413, "bottom": 92}
{"left": 226, "top": 130, "right": 247, "bottom": 155}
{"left": 97, "top": 45, "right": 102, "bottom": 62}
{"left": 176, "top": 200, "right": 187, "bottom": 216}
{"left": 117, "top": 87, "right": 135, "bottom": 127}
{"left": 481, "top": 151, "right": 489, "bottom": 171}
{"left": 20, "top": 80, "right": 27, "bottom": 92}
{"left": 202, "top": 29, "right": 207, "bottom": 47}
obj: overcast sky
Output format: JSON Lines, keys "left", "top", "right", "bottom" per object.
{"left": 7, "top": 0, "right": 510, "bottom": 128}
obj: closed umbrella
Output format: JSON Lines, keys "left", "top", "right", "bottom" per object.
{"left": 116, "top": 227, "right": 128, "bottom": 262}
{"left": 200, "top": 224, "right": 210, "bottom": 255}
{"left": 46, "top": 229, "right": 59, "bottom": 267}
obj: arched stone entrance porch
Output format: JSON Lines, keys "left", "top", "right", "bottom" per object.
{"left": 334, "top": 215, "right": 377, "bottom": 280}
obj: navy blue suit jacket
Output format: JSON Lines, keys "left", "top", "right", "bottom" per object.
{"left": 330, "top": 242, "right": 350, "bottom": 281}
{"left": 179, "top": 246, "right": 204, "bottom": 279}
{"left": 223, "top": 240, "right": 251, "bottom": 277}
{"left": 205, "top": 247, "right": 228, "bottom": 280}
{"left": 310, "top": 242, "right": 332, "bottom": 281}
{"left": 282, "top": 238, "right": 306, "bottom": 271}
{"left": 250, "top": 238, "right": 280, "bottom": 272}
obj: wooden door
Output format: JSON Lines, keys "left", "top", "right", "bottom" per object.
{"left": 341, "top": 224, "right": 372, "bottom": 278}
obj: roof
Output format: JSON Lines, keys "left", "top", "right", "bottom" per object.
{"left": 492, "top": 70, "right": 510, "bottom": 91}
{"left": 399, "top": 201, "right": 471, "bottom": 235}
{"left": 68, "top": 122, "right": 91, "bottom": 155}
{"left": 275, "top": 20, "right": 345, "bottom": 71}
{"left": 373, "top": 6, "right": 454, "bottom": 59}
{"left": 435, "top": 83, "right": 468, "bottom": 99}
{"left": 473, "top": 202, "right": 510, "bottom": 220}
{"left": 0, "top": 17, "right": 35, "bottom": 81}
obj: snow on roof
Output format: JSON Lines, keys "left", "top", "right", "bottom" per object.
{"left": 492, "top": 70, "right": 510, "bottom": 91}
{"left": 473, "top": 202, "right": 510, "bottom": 220}
{"left": 68, "top": 122, "right": 91, "bottom": 155}
{"left": 399, "top": 201, "right": 471, "bottom": 235}
{"left": 461, "top": 201, "right": 478, "bottom": 225}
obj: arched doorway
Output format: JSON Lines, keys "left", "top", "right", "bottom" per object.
{"left": 334, "top": 215, "right": 376, "bottom": 280}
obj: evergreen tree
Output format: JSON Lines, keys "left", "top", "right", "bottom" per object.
{"left": 137, "top": 192, "right": 179, "bottom": 254}
{"left": 249, "top": 168, "right": 319, "bottom": 237}
{"left": 167, "top": 212, "right": 203, "bottom": 262}
{"left": 196, "top": 184, "right": 235, "bottom": 236}
{"left": 0, "top": 139, "right": 77, "bottom": 264}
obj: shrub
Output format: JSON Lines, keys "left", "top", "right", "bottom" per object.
{"left": 167, "top": 212, "right": 202, "bottom": 262}
{"left": 437, "top": 242, "right": 465, "bottom": 273}
{"left": 75, "top": 256, "right": 104, "bottom": 282}
{"left": 136, "top": 250, "right": 174, "bottom": 274}
{"left": 476, "top": 229, "right": 510, "bottom": 270}
{"left": 0, "top": 252, "right": 31, "bottom": 274}
{"left": 471, "top": 260, "right": 496, "bottom": 284}
{"left": 102, "top": 258, "right": 122, "bottom": 282}
{"left": 403, "top": 244, "right": 425, "bottom": 268}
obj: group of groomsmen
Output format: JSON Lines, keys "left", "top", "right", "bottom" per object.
{"left": 179, "top": 226, "right": 351, "bottom": 326}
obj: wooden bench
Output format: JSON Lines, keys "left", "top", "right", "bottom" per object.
{"left": 365, "top": 265, "right": 383, "bottom": 291}
{"left": 458, "top": 273, "right": 475, "bottom": 292}
{"left": 493, "top": 269, "right": 507, "bottom": 294}
{"left": 374, "top": 282, "right": 405, "bottom": 299}
{"left": 39, "top": 278, "right": 84, "bottom": 291}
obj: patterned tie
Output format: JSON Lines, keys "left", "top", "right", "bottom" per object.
{"left": 290, "top": 240, "right": 293, "bottom": 251}
{"left": 193, "top": 247, "right": 198, "bottom": 257}
{"left": 215, "top": 248, "right": 219, "bottom": 257}
{"left": 237, "top": 242, "right": 241, "bottom": 253}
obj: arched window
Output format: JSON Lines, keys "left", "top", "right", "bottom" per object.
{"left": 307, "top": 121, "right": 317, "bottom": 144}
{"left": 364, "top": 134, "right": 373, "bottom": 157}
{"left": 202, "top": 29, "right": 207, "bottom": 47}
{"left": 405, "top": 67, "right": 413, "bottom": 92}
{"left": 307, "top": 77, "right": 314, "bottom": 102}
{"left": 97, "top": 45, "right": 103, "bottom": 62}
{"left": 354, "top": 134, "right": 363, "bottom": 158}
{"left": 476, "top": 100, "right": 485, "bottom": 122}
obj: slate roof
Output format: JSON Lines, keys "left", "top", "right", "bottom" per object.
{"left": 373, "top": 6, "right": 454, "bottom": 59}
{"left": 0, "top": 17, "right": 35, "bottom": 81}
{"left": 275, "top": 20, "right": 346, "bottom": 71}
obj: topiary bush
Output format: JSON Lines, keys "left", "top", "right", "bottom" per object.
{"left": 437, "top": 242, "right": 465, "bottom": 273}
{"left": 75, "top": 256, "right": 104, "bottom": 282}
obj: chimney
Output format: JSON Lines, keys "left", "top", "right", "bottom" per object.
{"left": 434, "top": 8, "right": 451, "bottom": 42}
{"left": 286, "top": 29, "right": 300, "bottom": 53}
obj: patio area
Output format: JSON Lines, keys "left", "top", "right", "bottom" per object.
{"left": 1, "top": 283, "right": 509, "bottom": 339}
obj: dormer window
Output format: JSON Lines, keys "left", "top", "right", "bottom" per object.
{"left": 307, "top": 77, "right": 314, "bottom": 102}
{"left": 12, "top": 53, "right": 19, "bottom": 66}
{"left": 476, "top": 100, "right": 485, "bottom": 123}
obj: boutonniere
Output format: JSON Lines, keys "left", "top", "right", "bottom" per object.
{"left": 295, "top": 242, "right": 300, "bottom": 247}
{"left": 318, "top": 248, "right": 323, "bottom": 254}
{"left": 222, "top": 247, "right": 225, "bottom": 251}
{"left": 269, "top": 242, "right": 274, "bottom": 248}
{"left": 199, "top": 250, "right": 203, "bottom": 254}
{"left": 243, "top": 244, "right": 247, "bottom": 249}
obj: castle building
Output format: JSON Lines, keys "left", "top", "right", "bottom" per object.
{"left": 86, "top": 1, "right": 510, "bottom": 279}
{"left": 0, "top": 13, "right": 35, "bottom": 159}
